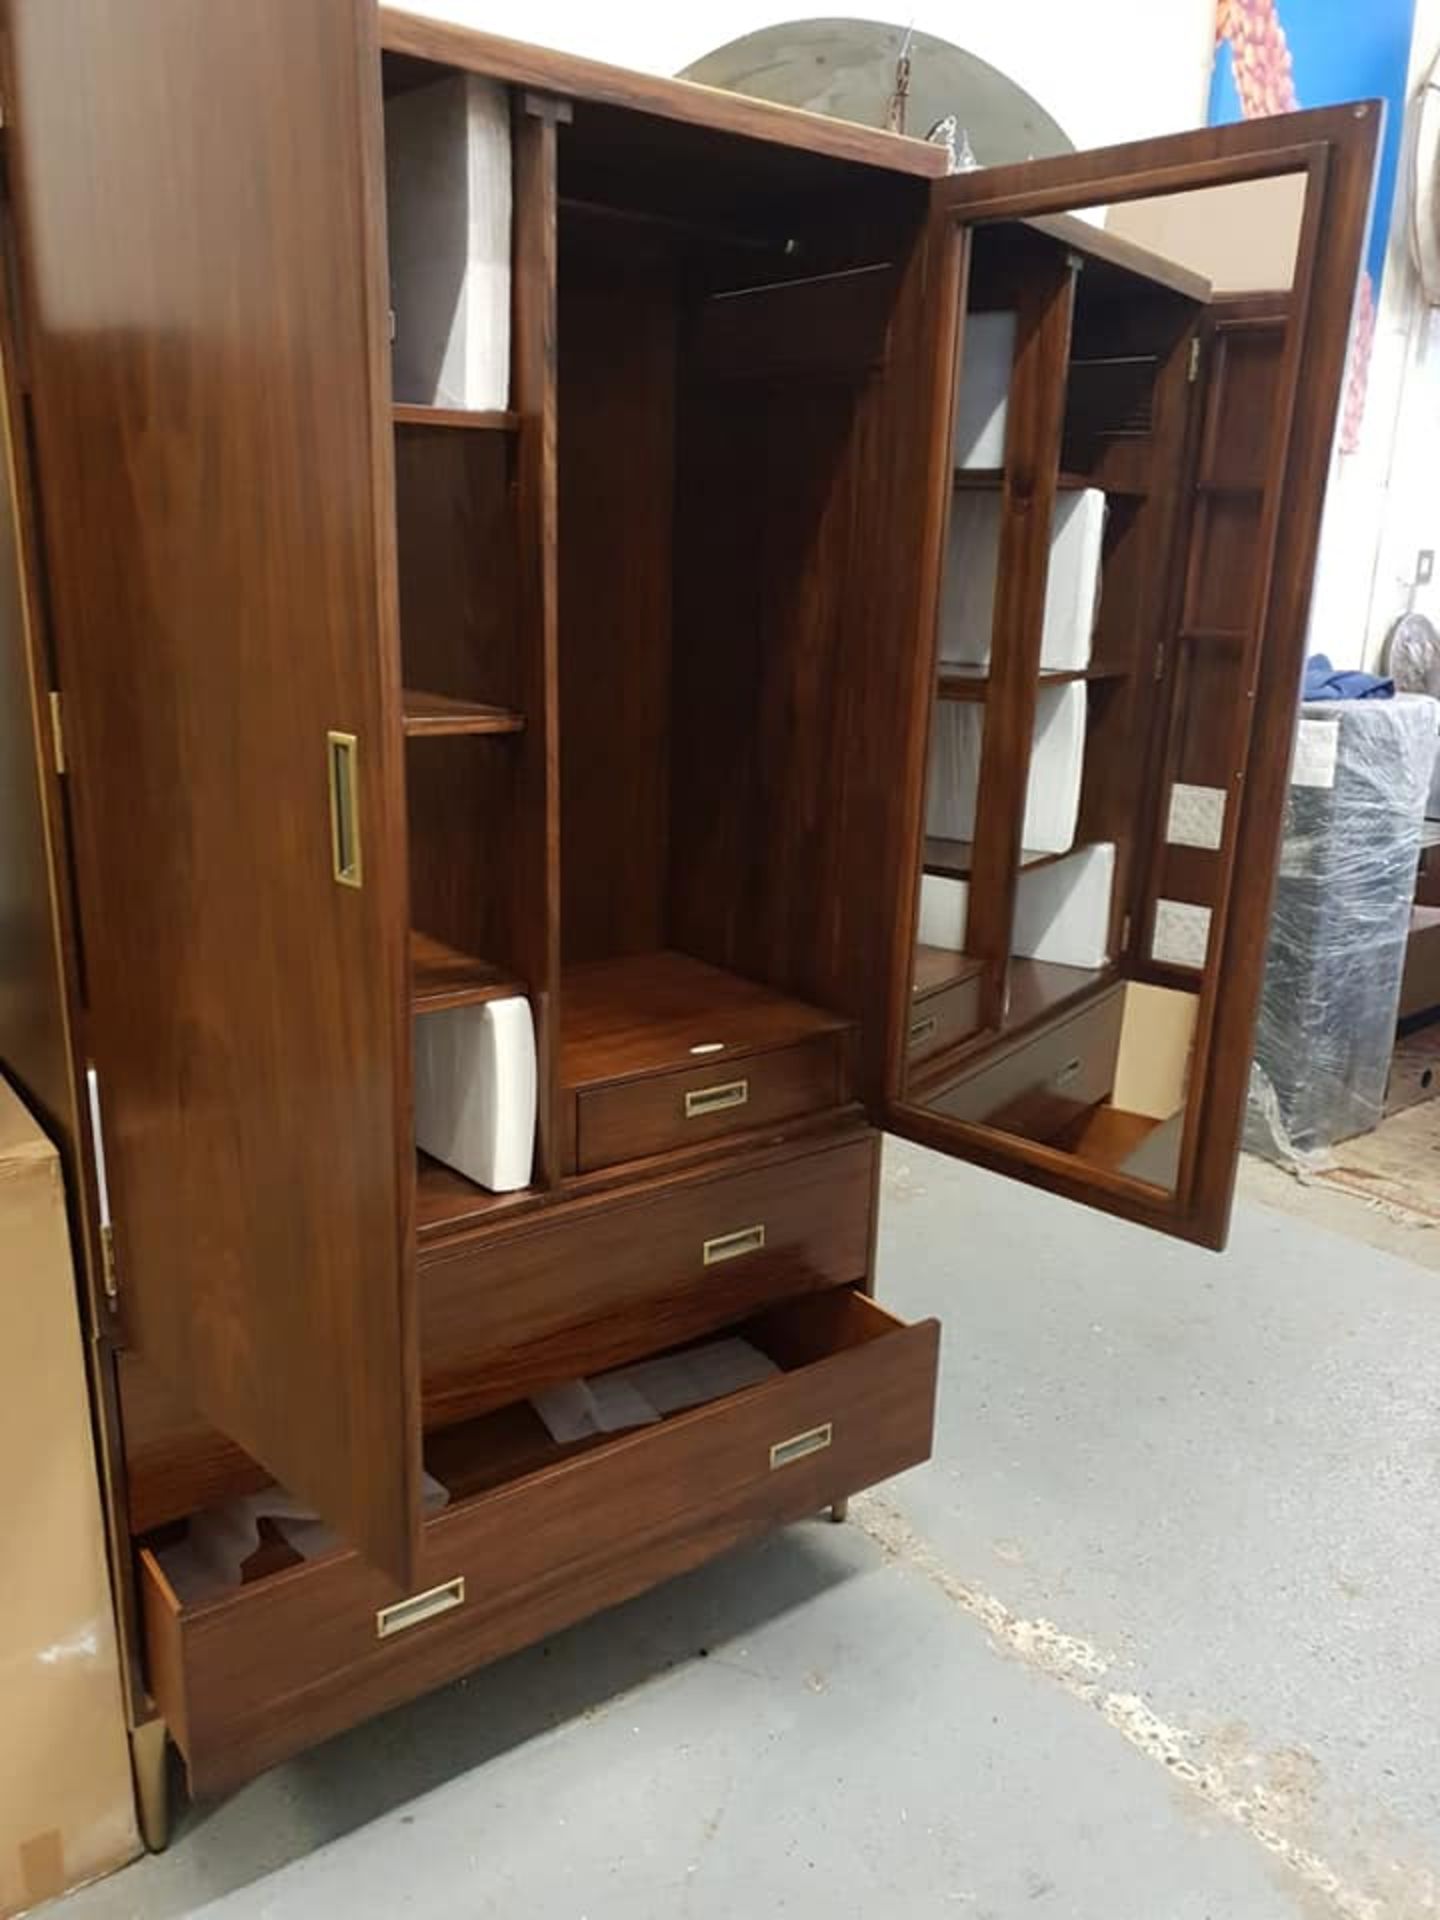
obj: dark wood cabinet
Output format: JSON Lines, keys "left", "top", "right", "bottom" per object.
{"left": 0, "top": 0, "right": 1376, "bottom": 1811}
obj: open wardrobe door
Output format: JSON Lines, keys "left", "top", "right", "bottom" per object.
{"left": 4, "top": 0, "right": 421, "bottom": 1583}
{"left": 884, "top": 104, "right": 1380, "bottom": 1249}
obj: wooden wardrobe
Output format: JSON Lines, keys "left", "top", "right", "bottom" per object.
{"left": 0, "top": 0, "right": 1376, "bottom": 1831}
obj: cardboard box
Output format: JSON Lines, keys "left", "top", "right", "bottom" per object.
{"left": 0, "top": 1077, "right": 138, "bottom": 1915}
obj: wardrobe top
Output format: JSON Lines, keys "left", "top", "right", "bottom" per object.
{"left": 380, "top": 8, "right": 952, "bottom": 181}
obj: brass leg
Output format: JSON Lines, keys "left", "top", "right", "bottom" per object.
{"left": 130, "top": 1719, "right": 171, "bottom": 1853}
{"left": 829, "top": 1497, "right": 849, "bottom": 1524}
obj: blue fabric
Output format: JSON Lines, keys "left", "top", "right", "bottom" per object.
{"left": 1302, "top": 653, "right": 1394, "bottom": 701}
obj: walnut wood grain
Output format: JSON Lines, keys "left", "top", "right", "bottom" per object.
{"left": 575, "top": 1032, "right": 846, "bottom": 1174}
{"left": 402, "top": 691, "right": 525, "bottom": 737}
{"left": 421, "top": 1132, "right": 877, "bottom": 1424}
{"left": 141, "top": 1290, "right": 939, "bottom": 1796}
{"left": 378, "top": 10, "right": 947, "bottom": 180}
{"left": 889, "top": 106, "right": 1378, "bottom": 1251}
{"left": 557, "top": 220, "right": 675, "bottom": 963}
{"left": 409, "top": 930, "right": 523, "bottom": 1013}
{"left": 6, "top": 0, "right": 421, "bottom": 1584}
{"left": 119, "top": 1126, "right": 879, "bottom": 1528}
{"left": 561, "top": 951, "right": 850, "bottom": 1085}
{"left": 512, "top": 100, "right": 564, "bottom": 1188}
{"left": 391, "top": 404, "right": 520, "bottom": 432}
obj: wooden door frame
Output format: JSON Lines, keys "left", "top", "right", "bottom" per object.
{"left": 885, "top": 102, "right": 1381, "bottom": 1248}
{"left": 2, "top": 0, "right": 422, "bottom": 1581}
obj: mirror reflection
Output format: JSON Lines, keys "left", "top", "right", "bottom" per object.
{"left": 904, "top": 176, "right": 1305, "bottom": 1195}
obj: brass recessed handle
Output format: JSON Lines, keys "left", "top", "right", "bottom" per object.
{"left": 703, "top": 1223, "right": 766, "bottom": 1266}
{"left": 685, "top": 1078, "right": 748, "bottom": 1119}
{"left": 327, "top": 730, "right": 362, "bottom": 888}
{"left": 770, "top": 1423, "right": 833, "bottom": 1470}
{"left": 909, "top": 1015, "right": 938, "bottom": 1048}
{"left": 376, "top": 1575, "right": 465, "bottom": 1639}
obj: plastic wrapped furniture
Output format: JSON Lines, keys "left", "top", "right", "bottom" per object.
{"left": 1246, "top": 693, "right": 1440, "bottom": 1160}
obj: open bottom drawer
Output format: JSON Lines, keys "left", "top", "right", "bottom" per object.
{"left": 140, "top": 1291, "right": 939, "bottom": 1794}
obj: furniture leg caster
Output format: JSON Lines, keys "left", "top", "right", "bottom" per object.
{"left": 130, "top": 1718, "right": 171, "bottom": 1853}
{"left": 829, "top": 1497, "right": 849, "bottom": 1524}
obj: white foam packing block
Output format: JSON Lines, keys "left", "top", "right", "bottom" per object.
{"left": 1011, "top": 842, "right": 1116, "bottom": 969}
{"left": 938, "top": 489, "right": 1106, "bottom": 672}
{"left": 926, "top": 680, "right": 1086, "bottom": 856}
{"left": 1042, "top": 490, "right": 1106, "bottom": 672}
{"left": 919, "top": 873, "right": 970, "bottom": 951}
{"left": 413, "top": 995, "right": 536, "bottom": 1193}
{"left": 953, "top": 311, "right": 1015, "bottom": 468}
{"left": 925, "top": 698, "right": 984, "bottom": 842}
{"left": 386, "top": 73, "right": 512, "bottom": 411}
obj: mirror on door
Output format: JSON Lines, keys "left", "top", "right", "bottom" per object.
{"left": 901, "top": 172, "right": 1307, "bottom": 1199}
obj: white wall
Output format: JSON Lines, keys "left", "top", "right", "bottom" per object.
{"left": 1311, "top": 0, "right": 1440, "bottom": 670}
{"left": 406, "top": 1, "right": 1217, "bottom": 152}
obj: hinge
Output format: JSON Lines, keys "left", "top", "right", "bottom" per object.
{"left": 1153, "top": 640, "right": 1166, "bottom": 682}
{"left": 99, "top": 1223, "right": 118, "bottom": 1303}
{"left": 47, "top": 688, "right": 65, "bottom": 773}
{"left": 1187, "top": 336, "right": 1202, "bottom": 384}
{"left": 1121, "top": 912, "right": 1132, "bottom": 949}
{"left": 84, "top": 1066, "right": 119, "bottom": 1309}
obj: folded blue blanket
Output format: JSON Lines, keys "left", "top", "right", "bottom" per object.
{"left": 1302, "top": 652, "right": 1393, "bottom": 701}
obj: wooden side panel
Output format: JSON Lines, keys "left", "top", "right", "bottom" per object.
{"left": 668, "top": 185, "right": 954, "bottom": 1103}
{"left": 512, "top": 101, "right": 563, "bottom": 1184}
{"left": 0, "top": 224, "right": 73, "bottom": 1154}
{"left": 4, "top": 0, "right": 420, "bottom": 1582}
{"left": 964, "top": 256, "right": 1076, "bottom": 1025}
{"left": 557, "top": 220, "right": 676, "bottom": 962}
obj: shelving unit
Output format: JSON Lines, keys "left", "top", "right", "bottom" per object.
{"left": 402, "top": 689, "right": 525, "bottom": 737}
{"left": 936, "top": 664, "right": 1125, "bottom": 702}
{"left": 923, "top": 836, "right": 1083, "bottom": 882}
{"left": 410, "top": 930, "right": 523, "bottom": 1014}
{"left": 953, "top": 467, "right": 1091, "bottom": 492}
{"left": 914, "top": 208, "right": 1209, "bottom": 1080}
{"left": 392, "top": 403, "right": 520, "bottom": 432}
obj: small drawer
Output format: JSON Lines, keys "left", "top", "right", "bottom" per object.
{"left": 420, "top": 1132, "right": 876, "bottom": 1427}
{"left": 928, "top": 982, "right": 1124, "bottom": 1143}
{"left": 140, "top": 1289, "right": 940, "bottom": 1795}
{"left": 574, "top": 1032, "right": 846, "bottom": 1174}
{"left": 908, "top": 975, "right": 982, "bottom": 1067}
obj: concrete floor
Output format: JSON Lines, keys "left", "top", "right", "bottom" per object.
{"left": 56, "top": 1139, "right": 1440, "bottom": 1920}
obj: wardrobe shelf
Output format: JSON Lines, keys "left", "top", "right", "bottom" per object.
{"left": 952, "top": 468, "right": 1092, "bottom": 492}
{"left": 411, "top": 930, "right": 524, "bottom": 1014}
{"left": 392, "top": 403, "right": 520, "bottom": 431}
{"left": 923, "top": 836, "right": 1096, "bottom": 882}
{"left": 935, "top": 665, "right": 1128, "bottom": 702}
{"left": 402, "top": 689, "right": 526, "bottom": 737}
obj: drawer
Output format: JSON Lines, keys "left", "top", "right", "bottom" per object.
{"left": 927, "top": 982, "right": 1124, "bottom": 1142}
{"left": 908, "top": 947, "right": 983, "bottom": 1069}
{"left": 575, "top": 1031, "right": 846, "bottom": 1173}
{"left": 141, "top": 1289, "right": 940, "bottom": 1795}
{"left": 908, "top": 977, "right": 982, "bottom": 1067}
{"left": 421, "top": 1132, "right": 877, "bottom": 1427}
